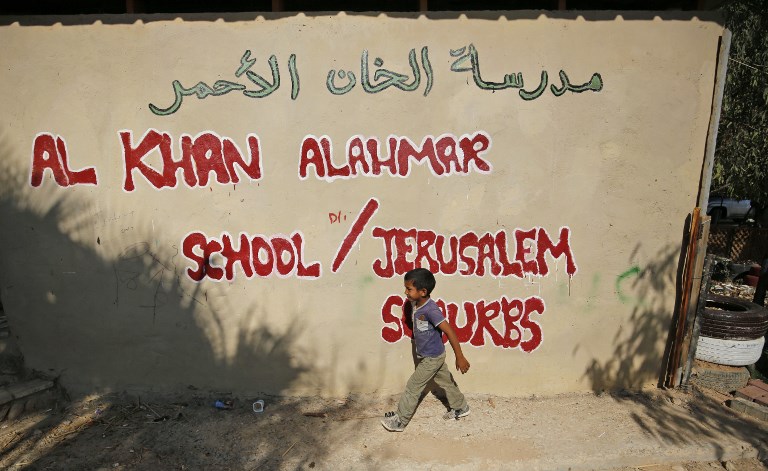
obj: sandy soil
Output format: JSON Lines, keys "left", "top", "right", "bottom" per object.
{"left": 0, "top": 388, "right": 765, "bottom": 471}
{"left": 613, "top": 460, "right": 767, "bottom": 471}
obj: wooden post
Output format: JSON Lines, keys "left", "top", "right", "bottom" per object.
{"left": 667, "top": 208, "right": 701, "bottom": 387}
{"left": 696, "top": 30, "right": 731, "bottom": 209}
{"left": 672, "top": 29, "right": 732, "bottom": 388}
{"left": 681, "top": 242, "right": 713, "bottom": 387}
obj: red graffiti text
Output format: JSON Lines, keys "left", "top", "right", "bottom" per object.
{"left": 328, "top": 211, "right": 348, "bottom": 224}
{"left": 182, "top": 231, "right": 321, "bottom": 281}
{"left": 331, "top": 198, "right": 380, "bottom": 273}
{"left": 372, "top": 226, "right": 576, "bottom": 278}
{"left": 381, "top": 295, "right": 546, "bottom": 352}
{"left": 121, "top": 129, "right": 262, "bottom": 191}
{"left": 298, "top": 131, "right": 492, "bottom": 181}
{"left": 30, "top": 133, "right": 98, "bottom": 187}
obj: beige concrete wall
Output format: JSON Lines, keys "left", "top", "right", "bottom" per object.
{"left": 0, "top": 12, "right": 723, "bottom": 398}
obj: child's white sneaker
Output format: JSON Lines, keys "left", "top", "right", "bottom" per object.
{"left": 381, "top": 411, "right": 405, "bottom": 432}
{"left": 442, "top": 404, "right": 470, "bottom": 420}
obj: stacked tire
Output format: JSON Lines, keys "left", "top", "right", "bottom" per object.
{"left": 695, "top": 294, "right": 768, "bottom": 367}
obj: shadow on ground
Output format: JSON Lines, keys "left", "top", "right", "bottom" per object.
{"left": 610, "top": 387, "right": 768, "bottom": 461}
{"left": 0, "top": 137, "right": 372, "bottom": 469}
{"left": 580, "top": 218, "right": 768, "bottom": 460}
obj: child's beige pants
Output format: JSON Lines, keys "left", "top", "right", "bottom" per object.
{"left": 396, "top": 351, "right": 467, "bottom": 425}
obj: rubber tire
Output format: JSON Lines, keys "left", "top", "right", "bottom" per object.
{"left": 700, "top": 323, "right": 768, "bottom": 339}
{"left": 699, "top": 294, "right": 768, "bottom": 340}
{"left": 690, "top": 360, "right": 750, "bottom": 393}
{"left": 695, "top": 335, "right": 765, "bottom": 366}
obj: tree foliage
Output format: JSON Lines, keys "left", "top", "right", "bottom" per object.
{"left": 713, "top": 0, "right": 768, "bottom": 204}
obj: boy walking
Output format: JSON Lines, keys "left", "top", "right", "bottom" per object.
{"left": 381, "top": 268, "right": 470, "bottom": 432}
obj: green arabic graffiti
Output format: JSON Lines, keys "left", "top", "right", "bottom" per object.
{"left": 148, "top": 50, "right": 300, "bottom": 116}
{"left": 449, "top": 43, "right": 603, "bottom": 101}
{"left": 148, "top": 44, "right": 604, "bottom": 116}
{"left": 327, "top": 46, "right": 433, "bottom": 96}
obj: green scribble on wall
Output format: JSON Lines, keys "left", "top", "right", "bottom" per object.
{"left": 615, "top": 266, "right": 641, "bottom": 304}
{"left": 360, "top": 274, "right": 374, "bottom": 287}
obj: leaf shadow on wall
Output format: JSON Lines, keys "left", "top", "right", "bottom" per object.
{"left": 580, "top": 238, "right": 686, "bottom": 393}
{"left": 578, "top": 221, "right": 768, "bottom": 458}
{"left": 0, "top": 138, "right": 376, "bottom": 470}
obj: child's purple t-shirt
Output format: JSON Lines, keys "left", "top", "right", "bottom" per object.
{"left": 412, "top": 298, "right": 446, "bottom": 357}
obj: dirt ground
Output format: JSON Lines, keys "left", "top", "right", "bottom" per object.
{"left": 0, "top": 387, "right": 766, "bottom": 471}
{"left": 613, "top": 460, "right": 767, "bottom": 471}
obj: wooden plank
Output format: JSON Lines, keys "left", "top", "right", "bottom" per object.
{"left": 668, "top": 208, "right": 701, "bottom": 387}
{"left": 679, "top": 29, "right": 732, "bottom": 388}
{"left": 697, "top": 30, "right": 731, "bottom": 208}
{"left": 681, "top": 224, "right": 712, "bottom": 387}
